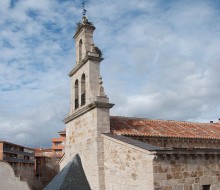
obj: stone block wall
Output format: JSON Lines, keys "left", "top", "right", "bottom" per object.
{"left": 61, "top": 108, "right": 99, "bottom": 189}
{"left": 153, "top": 154, "right": 220, "bottom": 190}
{"left": 60, "top": 106, "right": 110, "bottom": 190}
{"left": 103, "top": 135, "right": 155, "bottom": 190}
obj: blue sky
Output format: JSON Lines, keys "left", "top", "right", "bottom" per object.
{"left": 1, "top": 0, "right": 220, "bottom": 147}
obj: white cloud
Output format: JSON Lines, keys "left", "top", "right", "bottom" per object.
{"left": 101, "top": 0, "right": 220, "bottom": 122}
{"left": 0, "top": 0, "right": 220, "bottom": 147}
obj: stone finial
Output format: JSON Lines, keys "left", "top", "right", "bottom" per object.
{"left": 88, "top": 43, "right": 102, "bottom": 58}
{"left": 90, "top": 43, "right": 96, "bottom": 53}
{"left": 82, "top": 16, "right": 88, "bottom": 24}
{"left": 98, "top": 76, "right": 106, "bottom": 97}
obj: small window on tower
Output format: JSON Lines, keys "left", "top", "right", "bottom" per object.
{"left": 203, "top": 185, "right": 210, "bottom": 190}
{"left": 75, "top": 80, "right": 79, "bottom": 109}
{"left": 81, "top": 73, "right": 86, "bottom": 106}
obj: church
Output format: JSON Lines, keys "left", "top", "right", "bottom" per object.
{"left": 46, "top": 16, "right": 220, "bottom": 190}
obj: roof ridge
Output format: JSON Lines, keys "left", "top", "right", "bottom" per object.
{"left": 110, "top": 115, "right": 217, "bottom": 125}
{"left": 110, "top": 115, "right": 220, "bottom": 140}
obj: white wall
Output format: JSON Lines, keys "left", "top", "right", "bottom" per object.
{"left": 0, "top": 161, "right": 30, "bottom": 190}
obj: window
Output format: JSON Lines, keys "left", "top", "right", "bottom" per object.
{"left": 81, "top": 73, "right": 86, "bottom": 106}
{"left": 75, "top": 80, "right": 79, "bottom": 109}
{"left": 79, "top": 39, "right": 82, "bottom": 62}
{"left": 203, "top": 185, "right": 210, "bottom": 190}
{"left": 55, "top": 142, "right": 60, "bottom": 146}
{"left": 55, "top": 150, "right": 62, "bottom": 154}
{"left": 24, "top": 155, "right": 29, "bottom": 160}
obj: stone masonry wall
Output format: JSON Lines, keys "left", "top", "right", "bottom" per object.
{"left": 60, "top": 107, "right": 110, "bottom": 190}
{"left": 61, "top": 108, "right": 99, "bottom": 189}
{"left": 103, "top": 136, "right": 155, "bottom": 190}
{"left": 153, "top": 154, "right": 220, "bottom": 190}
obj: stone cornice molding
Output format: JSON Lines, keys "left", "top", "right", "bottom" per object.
{"left": 69, "top": 55, "right": 104, "bottom": 77}
{"left": 155, "top": 148, "right": 220, "bottom": 155}
{"left": 74, "top": 23, "right": 95, "bottom": 40}
{"left": 64, "top": 101, "right": 114, "bottom": 124}
{"left": 102, "top": 134, "right": 220, "bottom": 156}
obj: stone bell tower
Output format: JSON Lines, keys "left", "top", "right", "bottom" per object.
{"left": 60, "top": 16, "right": 114, "bottom": 190}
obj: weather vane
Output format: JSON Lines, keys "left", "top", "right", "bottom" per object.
{"left": 82, "top": 0, "right": 87, "bottom": 16}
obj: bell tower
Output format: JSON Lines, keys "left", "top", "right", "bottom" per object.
{"left": 68, "top": 16, "right": 110, "bottom": 114}
{"left": 60, "top": 16, "right": 114, "bottom": 190}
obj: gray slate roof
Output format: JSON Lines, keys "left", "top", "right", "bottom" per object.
{"left": 44, "top": 154, "right": 91, "bottom": 190}
{"left": 103, "top": 133, "right": 165, "bottom": 151}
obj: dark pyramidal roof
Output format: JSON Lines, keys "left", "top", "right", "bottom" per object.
{"left": 44, "top": 154, "right": 91, "bottom": 190}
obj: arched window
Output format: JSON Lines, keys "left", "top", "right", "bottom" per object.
{"left": 79, "top": 39, "right": 82, "bottom": 62}
{"left": 81, "top": 73, "right": 86, "bottom": 106}
{"left": 75, "top": 80, "right": 79, "bottom": 109}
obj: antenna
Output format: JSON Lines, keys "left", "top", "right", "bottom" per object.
{"left": 82, "top": 0, "right": 87, "bottom": 16}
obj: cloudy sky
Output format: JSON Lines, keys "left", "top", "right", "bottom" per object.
{"left": 1, "top": 0, "right": 220, "bottom": 148}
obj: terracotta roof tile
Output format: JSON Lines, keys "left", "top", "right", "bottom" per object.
{"left": 110, "top": 116, "right": 220, "bottom": 140}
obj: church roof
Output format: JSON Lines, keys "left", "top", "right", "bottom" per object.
{"left": 110, "top": 116, "right": 220, "bottom": 140}
{"left": 44, "top": 154, "right": 91, "bottom": 190}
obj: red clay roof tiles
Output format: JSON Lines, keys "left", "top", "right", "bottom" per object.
{"left": 110, "top": 116, "right": 220, "bottom": 140}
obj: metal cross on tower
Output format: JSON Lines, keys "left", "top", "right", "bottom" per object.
{"left": 82, "top": 0, "right": 87, "bottom": 16}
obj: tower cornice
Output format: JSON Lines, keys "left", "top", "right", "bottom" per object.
{"left": 74, "top": 17, "right": 95, "bottom": 40}
{"left": 63, "top": 101, "right": 114, "bottom": 124}
{"left": 68, "top": 55, "right": 103, "bottom": 77}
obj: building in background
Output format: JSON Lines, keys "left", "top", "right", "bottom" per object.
{"left": 0, "top": 140, "right": 35, "bottom": 177}
{"left": 35, "top": 148, "right": 53, "bottom": 178}
{"left": 35, "top": 129, "right": 66, "bottom": 178}
{"left": 34, "top": 147, "right": 58, "bottom": 186}
{"left": 52, "top": 129, "right": 66, "bottom": 159}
